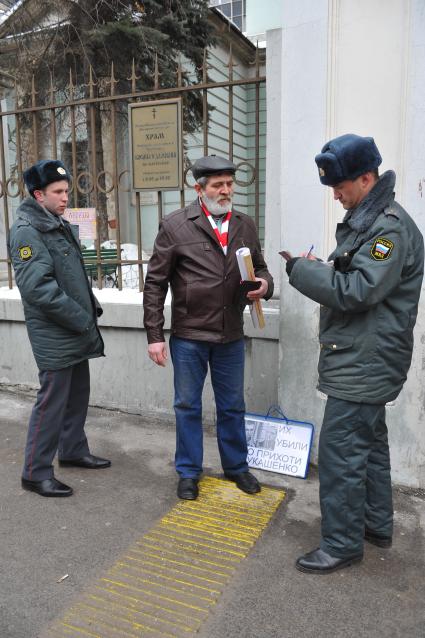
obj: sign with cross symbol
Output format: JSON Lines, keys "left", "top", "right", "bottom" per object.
{"left": 129, "top": 98, "right": 183, "bottom": 191}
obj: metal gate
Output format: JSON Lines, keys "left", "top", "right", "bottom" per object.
{"left": 0, "top": 45, "right": 266, "bottom": 290}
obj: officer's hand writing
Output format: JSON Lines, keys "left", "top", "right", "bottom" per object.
{"left": 247, "top": 277, "right": 268, "bottom": 300}
{"left": 300, "top": 251, "right": 317, "bottom": 260}
{"left": 148, "top": 342, "right": 168, "bottom": 367}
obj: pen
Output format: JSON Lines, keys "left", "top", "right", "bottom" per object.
{"left": 306, "top": 244, "right": 314, "bottom": 258}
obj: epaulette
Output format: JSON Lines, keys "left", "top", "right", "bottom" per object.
{"left": 384, "top": 205, "right": 399, "bottom": 219}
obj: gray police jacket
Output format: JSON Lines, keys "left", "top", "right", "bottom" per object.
{"left": 289, "top": 171, "right": 424, "bottom": 404}
{"left": 9, "top": 197, "right": 104, "bottom": 371}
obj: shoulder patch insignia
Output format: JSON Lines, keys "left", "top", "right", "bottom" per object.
{"left": 18, "top": 245, "right": 33, "bottom": 261}
{"left": 370, "top": 237, "right": 394, "bottom": 261}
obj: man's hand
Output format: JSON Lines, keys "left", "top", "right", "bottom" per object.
{"left": 148, "top": 342, "right": 168, "bottom": 367}
{"left": 246, "top": 277, "right": 268, "bottom": 300}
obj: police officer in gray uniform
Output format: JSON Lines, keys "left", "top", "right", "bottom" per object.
{"left": 285, "top": 134, "right": 424, "bottom": 573}
{"left": 9, "top": 160, "right": 111, "bottom": 497}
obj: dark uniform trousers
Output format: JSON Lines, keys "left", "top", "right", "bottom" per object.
{"left": 319, "top": 396, "right": 393, "bottom": 558}
{"left": 23, "top": 359, "right": 91, "bottom": 481}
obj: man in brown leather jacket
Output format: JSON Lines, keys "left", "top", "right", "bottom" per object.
{"left": 143, "top": 155, "right": 274, "bottom": 500}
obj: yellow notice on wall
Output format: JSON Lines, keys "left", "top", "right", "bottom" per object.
{"left": 63, "top": 208, "right": 96, "bottom": 241}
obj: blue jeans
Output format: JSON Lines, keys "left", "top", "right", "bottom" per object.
{"left": 169, "top": 336, "right": 248, "bottom": 478}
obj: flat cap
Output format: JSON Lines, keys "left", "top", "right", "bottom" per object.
{"left": 315, "top": 134, "right": 382, "bottom": 186}
{"left": 191, "top": 155, "right": 236, "bottom": 180}
{"left": 24, "top": 159, "right": 71, "bottom": 195}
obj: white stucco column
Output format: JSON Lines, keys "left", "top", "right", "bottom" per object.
{"left": 273, "top": 1, "right": 330, "bottom": 458}
{"left": 391, "top": 0, "right": 425, "bottom": 486}
{"left": 273, "top": 0, "right": 425, "bottom": 487}
{"left": 264, "top": 28, "right": 284, "bottom": 293}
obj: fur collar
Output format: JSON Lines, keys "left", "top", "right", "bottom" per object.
{"left": 17, "top": 197, "right": 64, "bottom": 233}
{"left": 344, "top": 170, "right": 396, "bottom": 233}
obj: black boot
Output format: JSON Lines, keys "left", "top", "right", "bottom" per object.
{"left": 296, "top": 548, "right": 363, "bottom": 574}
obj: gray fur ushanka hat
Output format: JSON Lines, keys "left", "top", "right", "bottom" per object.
{"left": 315, "top": 134, "right": 382, "bottom": 186}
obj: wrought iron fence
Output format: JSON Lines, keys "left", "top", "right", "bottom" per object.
{"left": 0, "top": 45, "right": 266, "bottom": 291}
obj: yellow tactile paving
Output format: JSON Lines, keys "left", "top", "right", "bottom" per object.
{"left": 42, "top": 476, "right": 286, "bottom": 638}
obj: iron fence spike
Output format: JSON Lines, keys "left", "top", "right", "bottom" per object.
{"left": 31, "top": 75, "right": 37, "bottom": 106}
{"left": 127, "top": 58, "right": 141, "bottom": 89}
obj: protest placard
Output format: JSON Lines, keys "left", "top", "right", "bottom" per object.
{"left": 245, "top": 412, "right": 314, "bottom": 478}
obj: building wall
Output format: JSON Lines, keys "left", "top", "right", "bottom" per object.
{"left": 0, "top": 291, "right": 279, "bottom": 423}
{"left": 270, "top": 0, "right": 425, "bottom": 487}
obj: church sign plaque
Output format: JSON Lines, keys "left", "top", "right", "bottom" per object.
{"left": 129, "top": 98, "right": 183, "bottom": 191}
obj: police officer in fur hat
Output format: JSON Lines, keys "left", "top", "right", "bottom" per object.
{"left": 285, "top": 134, "right": 423, "bottom": 573}
{"left": 8, "top": 160, "right": 110, "bottom": 497}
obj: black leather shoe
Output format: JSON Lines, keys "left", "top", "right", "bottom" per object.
{"left": 21, "top": 477, "right": 73, "bottom": 497}
{"left": 59, "top": 454, "right": 111, "bottom": 469}
{"left": 177, "top": 478, "right": 199, "bottom": 500}
{"left": 296, "top": 548, "right": 363, "bottom": 574}
{"left": 224, "top": 471, "right": 261, "bottom": 494}
{"left": 365, "top": 527, "right": 392, "bottom": 548}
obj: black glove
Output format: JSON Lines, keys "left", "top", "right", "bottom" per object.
{"left": 286, "top": 257, "right": 299, "bottom": 276}
{"left": 334, "top": 247, "right": 359, "bottom": 273}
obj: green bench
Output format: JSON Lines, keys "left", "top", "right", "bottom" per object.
{"left": 82, "top": 248, "right": 119, "bottom": 288}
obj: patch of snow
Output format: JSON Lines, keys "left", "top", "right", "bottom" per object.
{"left": 0, "top": 285, "right": 172, "bottom": 305}
{"left": 0, "top": 286, "right": 21, "bottom": 299}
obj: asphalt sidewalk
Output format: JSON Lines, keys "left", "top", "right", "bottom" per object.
{"left": 0, "top": 388, "right": 424, "bottom": 638}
